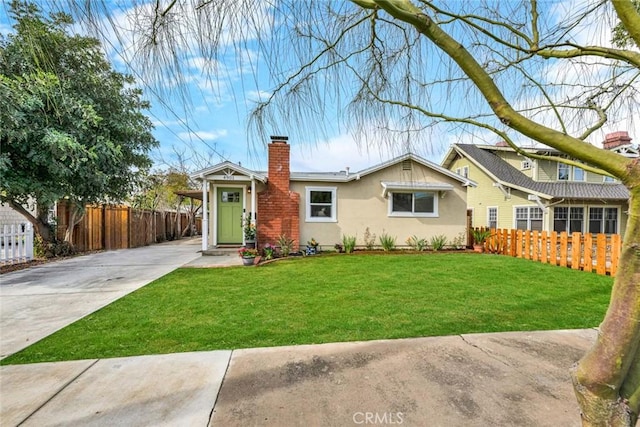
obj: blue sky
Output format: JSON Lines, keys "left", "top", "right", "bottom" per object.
{"left": 2, "top": 1, "right": 637, "bottom": 174}
{"left": 1, "top": 1, "right": 430, "bottom": 173}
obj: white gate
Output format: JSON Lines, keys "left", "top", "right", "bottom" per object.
{"left": 1, "top": 223, "right": 34, "bottom": 264}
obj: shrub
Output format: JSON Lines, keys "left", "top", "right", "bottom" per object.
{"left": 277, "top": 234, "right": 294, "bottom": 257}
{"left": 379, "top": 233, "right": 396, "bottom": 251}
{"left": 34, "top": 234, "right": 46, "bottom": 259}
{"left": 44, "top": 240, "right": 75, "bottom": 258}
{"left": 406, "top": 235, "right": 427, "bottom": 251}
{"left": 430, "top": 234, "right": 448, "bottom": 251}
{"left": 262, "top": 243, "right": 275, "bottom": 260}
{"left": 451, "top": 232, "right": 467, "bottom": 249}
{"left": 363, "top": 227, "right": 376, "bottom": 250}
{"left": 342, "top": 235, "right": 357, "bottom": 254}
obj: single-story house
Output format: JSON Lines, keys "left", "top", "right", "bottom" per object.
{"left": 192, "top": 136, "right": 476, "bottom": 251}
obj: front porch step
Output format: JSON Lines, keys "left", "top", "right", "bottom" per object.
{"left": 202, "top": 246, "right": 241, "bottom": 256}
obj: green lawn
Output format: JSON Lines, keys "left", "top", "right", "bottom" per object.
{"left": 2, "top": 253, "right": 613, "bottom": 365}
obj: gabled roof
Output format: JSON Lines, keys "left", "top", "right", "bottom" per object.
{"left": 290, "top": 153, "right": 477, "bottom": 187}
{"left": 444, "top": 144, "right": 629, "bottom": 201}
{"left": 190, "top": 161, "right": 267, "bottom": 183}
{"left": 194, "top": 153, "right": 477, "bottom": 187}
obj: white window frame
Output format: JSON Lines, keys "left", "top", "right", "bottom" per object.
{"left": 305, "top": 186, "right": 337, "bottom": 222}
{"left": 455, "top": 166, "right": 469, "bottom": 178}
{"left": 557, "top": 163, "right": 570, "bottom": 181}
{"left": 388, "top": 191, "right": 439, "bottom": 218}
{"left": 487, "top": 207, "right": 498, "bottom": 229}
{"left": 587, "top": 206, "right": 620, "bottom": 234}
{"left": 573, "top": 166, "right": 586, "bottom": 182}
{"left": 521, "top": 158, "right": 531, "bottom": 170}
{"left": 514, "top": 205, "right": 543, "bottom": 231}
{"left": 553, "top": 206, "right": 586, "bottom": 233}
{"left": 557, "top": 162, "right": 587, "bottom": 182}
{"left": 603, "top": 175, "right": 616, "bottom": 183}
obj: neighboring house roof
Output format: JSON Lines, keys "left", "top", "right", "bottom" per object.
{"left": 445, "top": 144, "right": 629, "bottom": 201}
{"left": 192, "top": 153, "right": 477, "bottom": 187}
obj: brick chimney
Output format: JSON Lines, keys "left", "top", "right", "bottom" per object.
{"left": 603, "top": 131, "right": 632, "bottom": 150}
{"left": 257, "top": 136, "right": 300, "bottom": 250}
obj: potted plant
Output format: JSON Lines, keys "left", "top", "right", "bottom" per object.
{"left": 243, "top": 213, "right": 256, "bottom": 248}
{"left": 306, "top": 238, "right": 319, "bottom": 255}
{"left": 471, "top": 229, "right": 492, "bottom": 253}
{"left": 238, "top": 247, "right": 258, "bottom": 266}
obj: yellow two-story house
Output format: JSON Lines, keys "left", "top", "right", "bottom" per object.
{"left": 441, "top": 132, "right": 638, "bottom": 237}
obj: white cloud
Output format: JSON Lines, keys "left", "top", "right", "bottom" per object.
{"left": 177, "top": 130, "right": 228, "bottom": 141}
{"left": 245, "top": 90, "right": 272, "bottom": 103}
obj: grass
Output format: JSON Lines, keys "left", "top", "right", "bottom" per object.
{"left": 1, "top": 253, "right": 613, "bottom": 365}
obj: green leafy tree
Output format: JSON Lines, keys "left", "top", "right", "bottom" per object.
{"left": 0, "top": 0, "right": 157, "bottom": 243}
{"left": 70, "top": 1, "right": 639, "bottom": 424}
{"left": 130, "top": 169, "right": 200, "bottom": 240}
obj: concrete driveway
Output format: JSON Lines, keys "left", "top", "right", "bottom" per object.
{"left": 0, "top": 238, "right": 203, "bottom": 359}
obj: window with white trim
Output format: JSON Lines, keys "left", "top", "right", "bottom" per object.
{"left": 455, "top": 166, "right": 469, "bottom": 178}
{"left": 603, "top": 175, "right": 616, "bottom": 183}
{"left": 389, "top": 192, "right": 438, "bottom": 217}
{"left": 557, "top": 163, "right": 586, "bottom": 181}
{"left": 306, "top": 187, "right": 337, "bottom": 222}
{"left": 515, "top": 206, "right": 543, "bottom": 231}
{"left": 521, "top": 158, "right": 531, "bottom": 170}
{"left": 558, "top": 163, "right": 570, "bottom": 181}
{"left": 553, "top": 206, "right": 584, "bottom": 233}
{"left": 488, "top": 207, "right": 498, "bottom": 229}
{"left": 588, "top": 207, "right": 618, "bottom": 234}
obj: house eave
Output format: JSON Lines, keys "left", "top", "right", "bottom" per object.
{"left": 190, "top": 161, "right": 267, "bottom": 183}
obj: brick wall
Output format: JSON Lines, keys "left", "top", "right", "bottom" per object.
{"left": 257, "top": 137, "right": 300, "bottom": 250}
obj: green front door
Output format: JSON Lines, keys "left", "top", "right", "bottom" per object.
{"left": 217, "top": 188, "right": 243, "bottom": 244}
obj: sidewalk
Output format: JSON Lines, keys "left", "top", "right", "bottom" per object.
{"left": 1, "top": 329, "right": 594, "bottom": 427}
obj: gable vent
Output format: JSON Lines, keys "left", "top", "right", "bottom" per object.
{"left": 402, "top": 160, "right": 412, "bottom": 171}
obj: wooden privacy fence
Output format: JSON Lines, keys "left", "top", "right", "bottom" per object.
{"left": 56, "top": 202, "right": 201, "bottom": 252}
{"left": 479, "top": 228, "right": 622, "bottom": 277}
{"left": 1, "top": 223, "right": 34, "bottom": 265}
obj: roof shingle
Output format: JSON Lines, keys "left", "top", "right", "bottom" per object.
{"left": 455, "top": 144, "right": 629, "bottom": 201}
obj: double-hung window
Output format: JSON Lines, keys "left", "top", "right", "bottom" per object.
{"left": 455, "top": 166, "right": 469, "bottom": 178}
{"left": 488, "top": 207, "right": 498, "bottom": 229}
{"left": 306, "top": 187, "right": 337, "bottom": 222}
{"left": 588, "top": 207, "right": 618, "bottom": 234}
{"left": 557, "top": 163, "right": 586, "bottom": 181}
{"left": 389, "top": 192, "right": 437, "bottom": 217}
{"left": 558, "top": 163, "right": 570, "bottom": 181}
{"left": 515, "top": 206, "right": 543, "bottom": 230}
{"left": 554, "top": 207, "right": 584, "bottom": 233}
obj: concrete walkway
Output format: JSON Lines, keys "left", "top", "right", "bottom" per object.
{"left": 1, "top": 329, "right": 595, "bottom": 426}
{"left": 0, "top": 238, "right": 229, "bottom": 359}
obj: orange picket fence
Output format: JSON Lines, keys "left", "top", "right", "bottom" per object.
{"left": 478, "top": 228, "right": 623, "bottom": 277}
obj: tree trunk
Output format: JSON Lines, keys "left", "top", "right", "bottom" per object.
{"left": 571, "top": 186, "right": 640, "bottom": 426}
{"left": 63, "top": 203, "right": 85, "bottom": 246}
{"left": 7, "top": 200, "right": 52, "bottom": 242}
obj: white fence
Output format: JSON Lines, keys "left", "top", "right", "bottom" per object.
{"left": 1, "top": 223, "right": 34, "bottom": 265}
